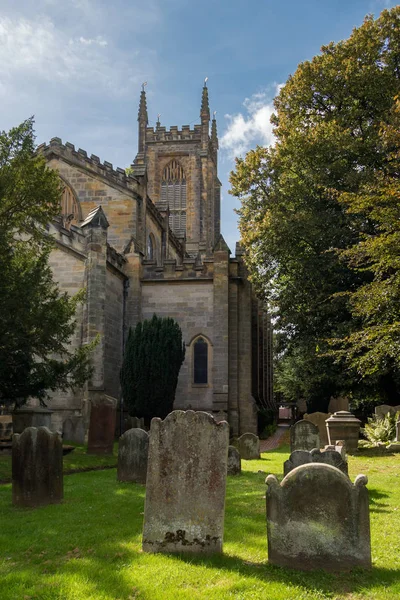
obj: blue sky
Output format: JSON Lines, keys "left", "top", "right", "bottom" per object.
{"left": 0, "top": 0, "right": 396, "bottom": 252}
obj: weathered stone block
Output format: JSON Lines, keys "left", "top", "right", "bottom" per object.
{"left": 227, "top": 445, "right": 241, "bottom": 475}
{"left": 87, "top": 395, "right": 117, "bottom": 455}
{"left": 63, "top": 416, "right": 85, "bottom": 445}
{"left": 290, "top": 420, "right": 320, "bottom": 453}
{"left": 328, "top": 396, "right": 349, "bottom": 413}
{"left": 284, "top": 448, "right": 348, "bottom": 476}
{"left": 397, "top": 420, "right": 400, "bottom": 443}
{"left": 12, "top": 427, "right": 63, "bottom": 507}
{"left": 304, "top": 412, "right": 331, "bottom": 447}
{"left": 12, "top": 407, "right": 54, "bottom": 434}
{"left": 266, "top": 463, "right": 371, "bottom": 571}
{"left": 117, "top": 428, "right": 149, "bottom": 483}
{"left": 374, "top": 404, "right": 400, "bottom": 418}
{"left": 142, "top": 410, "right": 229, "bottom": 554}
{"left": 326, "top": 411, "right": 361, "bottom": 454}
{"left": 233, "top": 432, "right": 260, "bottom": 459}
{"left": 0, "top": 415, "right": 12, "bottom": 440}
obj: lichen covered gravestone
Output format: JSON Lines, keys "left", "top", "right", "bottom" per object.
{"left": 12, "top": 427, "right": 63, "bottom": 507}
{"left": 227, "top": 445, "right": 241, "bottom": 475}
{"left": 117, "top": 428, "right": 149, "bottom": 484}
{"left": 63, "top": 416, "right": 85, "bottom": 445}
{"left": 233, "top": 432, "right": 260, "bottom": 459}
{"left": 142, "top": 410, "right": 229, "bottom": 553}
{"left": 374, "top": 404, "right": 400, "bottom": 418}
{"left": 87, "top": 394, "right": 117, "bottom": 455}
{"left": 284, "top": 448, "right": 348, "bottom": 476}
{"left": 326, "top": 411, "right": 361, "bottom": 454}
{"left": 266, "top": 463, "right": 371, "bottom": 571}
{"left": 290, "top": 420, "right": 320, "bottom": 453}
{"left": 304, "top": 412, "right": 331, "bottom": 446}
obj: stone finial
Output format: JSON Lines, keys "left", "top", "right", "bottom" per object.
{"left": 138, "top": 87, "right": 148, "bottom": 124}
{"left": 211, "top": 114, "right": 218, "bottom": 149}
{"left": 200, "top": 81, "right": 210, "bottom": 121}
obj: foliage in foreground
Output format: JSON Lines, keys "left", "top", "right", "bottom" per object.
{"left": 230, "top": 7, "right": 400, "bottom": 411}
{"left": 0, "top": 119, "right": 93, "bottom": 408}
{"left": 120, "top": 314, "right": 186, "bottom": 421}
{"left": 0, "top": 447, "right": 399, "bottom": 599}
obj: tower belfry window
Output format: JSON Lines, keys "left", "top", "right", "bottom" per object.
{"left": 161, "top": 160, "right": 186, "bottom": 237}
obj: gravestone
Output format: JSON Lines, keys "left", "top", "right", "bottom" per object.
{"left": 290, "top": 420, "right": 320, "bottom": 453}
{"left": 284, "top": 448, "right": 348, "bottom": 476}
{"left": 117, "top": 428, "right": 149, "bottom": 484}
{"left": 12, "top": 407, "right": 53, "bottom": 434}
{"left": 266, "top": 463, "right": 371, "bottom": 571}
{"left": 0, "top": 415, "right": 12, "bottom": 440}
{"left": 397, "top": 420, "right": 400, "bottom": 443}
{"left": 304, "top": 412, "right": 331, "bottom": 446}
{"left": 63, "top": 416, "right": 85, "bottom": 445}
{"left": 87, "top": 394, "right": 117, "bottom": 455}
{"left": 375, "top": 404, "right": 400, "bottom": 418}
{"left": 233, "top": 433, "right": 260, "bottom": 459}
{"left": 12, "top": 427, "right": 63, "bottom": 507}
{"left": 227, "top": 446, "right": 241, "bottom": 475}
{"left": 326, "top": 411, "right": 361, "bottom": 454}
{"left": 328, "top": 396, "right": 349, "bottom": 414}
{"left": 142, "top": 410, "right": 229, "bottom": 554}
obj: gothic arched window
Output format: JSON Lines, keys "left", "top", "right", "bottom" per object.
{"left": 60, "top": 183, "right": 80, "bottom": 229}
{"left": 161, "top": 160, "right": 186, "bottom": 237}
{"left": 193, "top": 337, "right": 208, "bottom": 384}
{"left": 147, "top": 233, "right": 155, "bottom": 260}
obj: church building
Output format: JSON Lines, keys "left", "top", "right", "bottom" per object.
{"left": 39, "top": 83, "right": 274, "bottom": 436}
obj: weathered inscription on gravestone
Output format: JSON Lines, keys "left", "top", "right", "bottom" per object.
{"left": 142, "top": 410, "right": 229, "bottom": 554}
{"left": 266, "top": 463, "right": 371, "bottom": 571}
{"left": 87, "top": 395, "right": 117, "bottom": 455}
{"left": 117, "top": 428, "right": 149, "bottom": 484}
{"left": 284, "top": 448, "right": 348, "bottom": 476}
{"left": 290, "top": 420, "right": 320, "bottom": 453}
{"left": 233, "top": 432, "right": 260, "bottom": 459}
{"left": 12, "top": 427, "right": 63, "bottom": 507}
{"left": 227, "top": 446, "right": 241, "bottom": 475}
{"left": 375, "top": 404, "right": 400, "bottom": 418}
{"left": 304, "top": 412, "right": 331, "bottom": 446}
{"left": 63, "top": 416, "right": 85, "bottom": 445}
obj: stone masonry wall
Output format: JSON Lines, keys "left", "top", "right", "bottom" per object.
{"left": 141, "top": 280, "right": 214, "bottom": 411}
{"left": 104, "top": 266, "right": 125, "bottom": 399}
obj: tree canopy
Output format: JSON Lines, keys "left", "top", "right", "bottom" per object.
{"left": 0, "top": 118, "right": 93, "bottom": 408}
{"left": 230, "top": 7, "right": 400, "bottom": 410}
{"left": 120, "top": 314, "right": 186, "bottom": 422}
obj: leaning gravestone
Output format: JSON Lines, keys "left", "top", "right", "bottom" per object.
{"left": 227, "top": 446, "right": 241, "bottom": 475}
{"left": 304, "top": 412, "right": 331, "bottom": 446}
{"left": 284, "top": 448, "right": 348, "bottom": 476}
{"left": 63, "top": 416, "right": 85, "bottom": 445}
{"left": 290, "top": 420, "right": 320, "bottom": 453}
{"left": 12, "top": 427, "right": 63, "bottom": 507}
{"left": 117, "top": 428, "right": 149, "bottom": 484}
{"left": 142, "top": 410, "right": 229, "bottom": 553}
{"left": 233, "top": 433, "right": 260, "bottom": 459}
{"left": 266, "top": 463, "right": 371, "bottom": 571}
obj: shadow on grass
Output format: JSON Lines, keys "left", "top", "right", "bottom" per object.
{"left": 368, "top": 487, "right": 391, "bottom": 514}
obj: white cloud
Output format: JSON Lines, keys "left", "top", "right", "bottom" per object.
{"left": 220, "top": 84, "right": 282, "bottom": 159}
{"left": 75, "top": 36, "right": 108, "bottom": 47}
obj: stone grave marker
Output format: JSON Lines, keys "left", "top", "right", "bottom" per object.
{"left": 227, "top": 446, "right": 241, "bottom": 475}
{"left": 328, "top": 396, "right": 349, "bottom": 414}
{"left": 0, "top": 415, "right": 12, "bottom": 440}
{"left": 12, "top": 427, "right": 63, "bottom": 507}
{"left": 375, "top": 404, "right": 400, "bottom": 418}
{"left": 304, "top": 412, "right": 331, "bottom": 446}
{"left": 284, "top": 448, "right": 348, "bottom": 476}
{"left": 142, "top": 410, "right": 229, "bottom": 554}
{"left": 266, "top": 463, "right": 371, "bottom": 571}
{"left": 397, "top": 420, "right": 400, "bottom": 443}
{"left": 63, "top": 416, "right": 85, "bottom": 445}
{"left": 233, "top": 432, "right": 260, "bottom": 459}
{"left": 87, "top": 394, "right": 117, "bottom": 455}
{"left": 290, "top": 420, "right": 320, "bottom": 453}
{"left": 117, "top": 428, "right": 149, "bottom": 484}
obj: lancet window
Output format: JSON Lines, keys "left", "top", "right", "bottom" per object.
{"left": 161, "top": 160, "right": 187, "bottom": 237}
{"left": 60, "top": 183, "right": 80, "bottom": 229}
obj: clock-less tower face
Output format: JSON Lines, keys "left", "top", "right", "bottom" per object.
{"left": 133, "top": 84, "right": 221, "bottom": 257}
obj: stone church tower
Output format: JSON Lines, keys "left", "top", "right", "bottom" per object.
{"left": 38, "top": 83, "right": 274, "bottom": 437}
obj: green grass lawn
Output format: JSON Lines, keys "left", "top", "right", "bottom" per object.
{"left": 0, "top": 443, "right": 399, "bottom": 600}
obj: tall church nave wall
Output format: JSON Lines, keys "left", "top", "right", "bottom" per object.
{"left": 104, "top": 266, "right": 125, "bottom": 400}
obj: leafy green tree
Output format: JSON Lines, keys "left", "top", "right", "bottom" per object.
{"left": 0, "top": 118, "right": 94, "bottom": 409}
{"left": 120, "top": 314, "right": 186, "bottom": 422}
{"left": 230, "top": 8, "right": 400, "bottom": 410}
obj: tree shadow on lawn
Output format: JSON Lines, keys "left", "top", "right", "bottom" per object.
{"left": 175, "top": 551, "right": 400, "bottom": 598}
{"left": 368, "top": 487, "right": 391, "bottom": 514}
